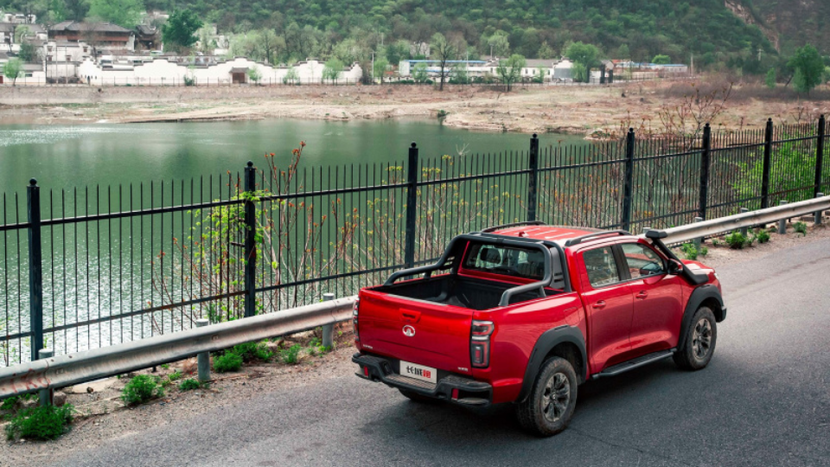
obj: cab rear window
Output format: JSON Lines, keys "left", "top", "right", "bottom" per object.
{"left": 462, "top": 243, "right": 545, "bottom": 280}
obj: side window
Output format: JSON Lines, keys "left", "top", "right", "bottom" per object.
{"left": 621, "top": 243, "right": 665, "bottom": 279}
{"left": 582, "top": 247, "right": 621, "bottom": 288}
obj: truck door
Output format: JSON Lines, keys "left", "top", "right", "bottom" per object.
{"left": 618, "top": 242, "right": 684, "bottom": 357}
{"left": 578, "top": 246, "right": 634, "bottom": 373}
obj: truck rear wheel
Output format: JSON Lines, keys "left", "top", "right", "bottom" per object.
{"left": 673, "top": 306, "right": 717, "bottom": 370}
{"left": 516, "top": 356, "right": 578, "bottom": 436}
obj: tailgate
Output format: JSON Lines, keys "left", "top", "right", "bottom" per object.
{"left": 358, "top": 290, "right": 474, "bottom": 375}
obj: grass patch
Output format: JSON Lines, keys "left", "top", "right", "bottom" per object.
{"left": 680, "top": 243, "right": 708, "bottom": 260}
{"left": 232, "top": 341, "right": 274, "bottom": 363}
{"left": 5, "top": 404, "right": 74, "bottom": 441}
{"left": 280, "top": 344, "right": 302, "bottom": 365}
{"left": 725, "top": 231, "right": 750, "bottom": 249}
{"left": 794, "top": 221, "right": 808, "bottom": 236}
{"left": 213, "top": 352, "right": 243, "bottom": 373}
{"left": 178, "top": 378, "right": 203, "bottom": 391}
{"left": 168, "top": 371, "right": 182, "bottom": 381}
{"left": 1, "top": 393, "right": 36, "bottom": 412}
{"left": 121, "top": 375, "right": 164, "bottom": 406}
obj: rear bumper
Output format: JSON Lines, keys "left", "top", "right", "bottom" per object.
{"left": 352, "top": 353, "right": 493, "bottom": 407}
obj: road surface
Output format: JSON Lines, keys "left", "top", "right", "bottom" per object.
{"left": 54, "top": 239, "right": 830, "bottom": 467}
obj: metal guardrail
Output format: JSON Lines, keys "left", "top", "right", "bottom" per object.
{"left": 645, "top": 194, "right": 830, "bottom": 245}
{"left": 0, "top": 296, "right": 356, "bottom": 400}
{"left": 1, "top": 195, "right": 827, "bottom": 401}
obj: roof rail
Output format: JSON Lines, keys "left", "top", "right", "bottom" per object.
{"left": 481, "top": 220, "right": 546, "bottom": 233}
{"left": 564, "top": 230, "right": 632, "bottom": 247}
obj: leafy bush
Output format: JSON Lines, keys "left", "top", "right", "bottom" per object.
{"left": 725, "top": 231, "right": 750, "bottom": 249}
{"left": 794, "top": 221, "right": 808, "bottom": 236}
{"left": 232, "top": 341, "right": 273, "bottom": 363}
{"left": 168, "top": 371, "right": 182, "bottom": 381}
{"left": 213, "top": 352, "right": 243, "bottom": 373}
{"left": 680, "top": 243, "right": 708, "bottom": 260}
{"left": 755, "top": 229, "right": 771, "bottom": 243}
{"left": 5, "top": 404, "right": 74, "bottom": 441}
{"left": 121, "top": 375, "right": 164, "bottom": 406}
{"left": 280, "top": 344, "right": 302, "bottom": 365}
{"left": 178, "top": 379, "right": 202, "bottom": 391}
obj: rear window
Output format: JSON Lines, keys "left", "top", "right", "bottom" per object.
{"left": 462, "top": 243, "right": 545, "bottom": 280}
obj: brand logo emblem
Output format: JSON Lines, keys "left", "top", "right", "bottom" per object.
{"left": 402, "top": 325, "right": 416, "bottom": 337}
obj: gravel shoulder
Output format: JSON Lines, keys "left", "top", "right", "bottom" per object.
{"left": 1, "top": 219, "right": 828, "bottom": 466}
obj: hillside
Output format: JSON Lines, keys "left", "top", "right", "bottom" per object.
{"left": 749, "top": 0, "right": 830, "bottom": 55}
{"left": 4, "top": 0, "right": 825, "bottom": 72}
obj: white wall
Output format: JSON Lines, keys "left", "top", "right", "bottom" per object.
{"left": 74, "top": 57, "right": 363, "bottom": 86}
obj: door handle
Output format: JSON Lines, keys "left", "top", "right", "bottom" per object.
{"left": 635, "top": 291, "right": 648, "bottom": 299}
{"left": 592, "top": 300, "right": 606, "bottom": 310}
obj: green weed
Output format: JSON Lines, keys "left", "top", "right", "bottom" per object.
{"left": 725, "top": 231, "right": 750, "bottom": 249}
{"left": 755, "top": 229, "right": 771, "bottom": 243}
{"left": 4, "top": 404, "right": 74, "bottom": 441}
{"left": 121, "top": 375, "right": 164, "bottom": 406}
{"left": 232, "top": 341, "right": 273, "bottom": 363}
{"left": 168, "top": 371, "right": 182, "bottom": 381}
{"left": 213, "top": 352, "right": 243, "bottom": 373}
{"left": 794, "top": 221, "right": 808, "bottom": 236}
{"left": 178, "top": 379, "right": 202, "bottom": 391}
{"left": 281, "top": 344, "right": 302, "bottom": 365}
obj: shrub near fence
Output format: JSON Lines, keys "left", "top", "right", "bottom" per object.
{"left": 0, "top": 116, "right": 828, "bottom": 367}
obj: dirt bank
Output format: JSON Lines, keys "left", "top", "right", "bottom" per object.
{"left": 1, "top": 81, "right": 829, "bottom": 136}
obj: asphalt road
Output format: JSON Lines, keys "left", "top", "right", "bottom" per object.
{"left": 54, "top": 240, "right": 830, "bottom": 467}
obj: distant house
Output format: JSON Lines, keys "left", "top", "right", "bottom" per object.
{"left": 49, "top": 21, "right": 135, "bottom": 51}
{"left": 135, "top": 25, "right": 159, "bottom": 50}
{"left": 0, "top": 23, "right": 15, "bottom": 51}
{"left": 1, "top": 12, "right": 36, "bottom": 24}
{"left": 19, "top": 24, "right": 47, "bottom": 41}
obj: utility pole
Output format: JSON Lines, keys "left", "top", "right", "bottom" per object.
{"left": 371, "top": 51, "right": 375, "bottom": 84}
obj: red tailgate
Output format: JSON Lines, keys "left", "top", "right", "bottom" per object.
{"left": 357, "top": 290, "right": 474, "bottom": 375}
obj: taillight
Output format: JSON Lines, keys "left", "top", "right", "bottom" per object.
{"left": 352, "top": 299, "right": 360, "bottom": 341}
{"left": 470, "top": 320, "right": 494, "bottom": 368}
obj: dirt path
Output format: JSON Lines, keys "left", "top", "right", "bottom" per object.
{"left": 3, "top": 81, "right": 828, "bottom": 136}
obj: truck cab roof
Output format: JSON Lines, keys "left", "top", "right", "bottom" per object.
{"left": 482, "top": 222, "right": 637, "bottom": 249}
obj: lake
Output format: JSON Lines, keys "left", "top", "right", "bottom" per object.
{"left": 0, "top": 119, "right": 588, "bottom": 194}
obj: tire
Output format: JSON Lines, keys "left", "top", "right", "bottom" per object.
{"left": 516, "top": 357, "right": 578, "bottom": 437}
{"left": 398, "top": 388, "right": 436, "bottom": 403}
{"left": 673, "top": 306, "right": 718, "bottom": 371}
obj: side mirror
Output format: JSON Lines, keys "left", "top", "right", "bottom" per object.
{"left": 667, "top": 259, "right": 684, "bottom": 275}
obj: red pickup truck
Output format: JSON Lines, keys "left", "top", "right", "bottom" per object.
{"left": 352, "top": 222, "right": 726, "bottom": 436}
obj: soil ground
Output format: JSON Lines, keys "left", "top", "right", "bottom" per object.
{"left": 1, "top": 217, "right": 828, "bottom": 467}
{"left": 2, "top": 80, "right": 829, "bottom": 136}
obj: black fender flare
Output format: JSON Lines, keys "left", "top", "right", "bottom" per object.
{"left": 678, "top": 284, "right": 725, "bottom": 351}
{"left": 517, "top": 325, "right": 587, "bottom": 403}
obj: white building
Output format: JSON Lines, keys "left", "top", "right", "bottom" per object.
{"left": 72, "top": 57, "right": 363, "bottom": 86}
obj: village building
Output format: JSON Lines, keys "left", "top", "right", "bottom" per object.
{"left": 49, "top": 21, "right": 135, "bottom": 51}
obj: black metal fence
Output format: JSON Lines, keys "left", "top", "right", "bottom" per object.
{"left": 1, "top": 116, "right": 828, "bottom": 367}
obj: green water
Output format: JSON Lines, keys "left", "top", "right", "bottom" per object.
{"left": 0, "top": 119, "right": 588, "bottom": 193}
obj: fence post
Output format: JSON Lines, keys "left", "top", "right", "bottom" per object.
{"left": 815, "top": 115, "right": 825, "bottom": 197}
{"left": 527, "top": 134, "right": 540, "bottom": 222}
{"left": 693, "top": 217, "right": 703, "bottom": 248}
{"left": 321, "top": 293, "right": 335, "bottom": 349}
{"left": 816, "top": 193, "right": 825, "bottom": 225}
{"left": 243, "top": 161, "right": 257, "bottom": 318}
{"left": 761, "top": 118, "right": 773, "bottom": 209}
{"left": 621, "top": 128, "right": 635, "bottom": 231}
{"left": 404, "top": 142, "right": 419, "bottom": 269}
{"left": 38, "top": 349, "right": 53, "bottom": 405}
{"left": 196, "top": 319, "right": 210, "bottom": 383}
{"left": 698, "top": 123, "right": 712, "bottom": 219}
{"left": 27, "top": 178, "right": 44, "bottom": 363}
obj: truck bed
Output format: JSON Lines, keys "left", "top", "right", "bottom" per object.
{"left": 370, "top": 275, "right": 554, "bottom": 310}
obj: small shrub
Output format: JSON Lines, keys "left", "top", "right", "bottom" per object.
{"left": 121, "top": 375, "right": 164, "bottom": 406}
{"left": 178, "top": 379, "right": 202, "bottom": 391}
{"left": 280, "top": 344, "right": 302, "bottom": 365}
{"left": 725, "top": 231, "right": 750, "bottom": 249}
{"left": 437, "top": 109, "right": 449, "bottom": 118}
{"left": 794, "top": 221, "right": 808, "bottom": 236}
{"left": 213, "top": 352, "right": 243, "bottom": 373}
{"left": 168, "top": 371, "right": 182, "bottom": 381}
{"left": 755, "top": 229, "right": 771, "bottom": 243}
{"left": 232, "top": 341, "right": 273, "bottom": 363}
{"left": 5, "top": 404, "right": 74, "bottom": 441}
